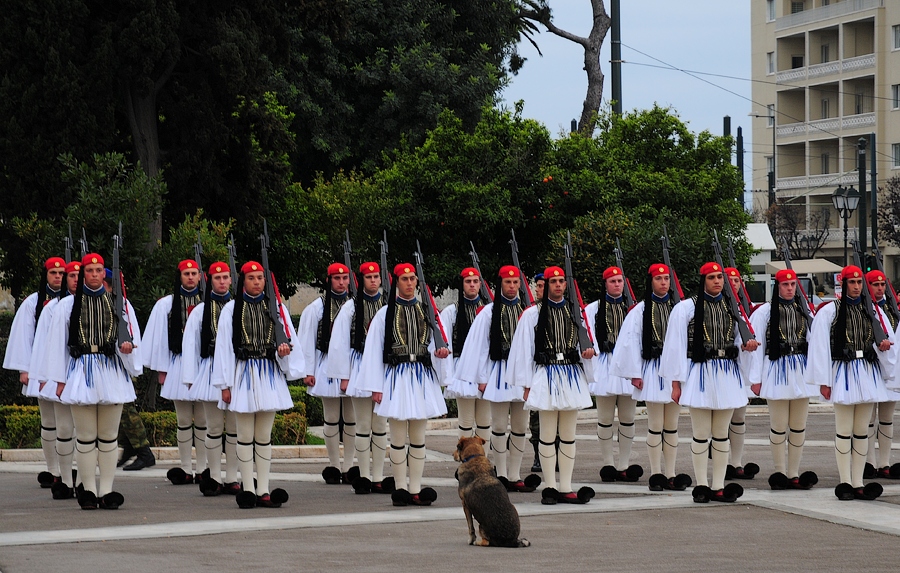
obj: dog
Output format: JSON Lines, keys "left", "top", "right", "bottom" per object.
{"left": 454, "top": 437, "right": 530, "bottom": 548}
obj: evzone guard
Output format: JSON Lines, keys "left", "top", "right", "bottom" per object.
{"left": 611, "top": 264, "right": 692, "bottom": 491}
{"left": 745, "top": 269, "right": 818, "bottom": 490}
{"left": 456, "top": 265, "right": 540, "bottom": 492}
{"left": 587, "top": 265, "right": 643, "bottom": 483}
{"left": 182, "top": 261, "right": 241, "bottom": 496}
{"left": 327, "top": 261, "right": 390, "bottom": 494}
{"left": 144, "top": 259, "right": 208, "bottom": 485}
{"left": 297, "top": 262, "right": 356, "bottom": 485}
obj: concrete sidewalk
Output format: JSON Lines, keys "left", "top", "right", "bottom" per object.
{"left": 2, "top": 409, "right": 899, "bottom": 573}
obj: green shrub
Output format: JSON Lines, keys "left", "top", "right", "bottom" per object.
{"left": 273, "top": 411, "right": 308, "bottom": 445}
{"left": 140, "top": 411, "right": 177, "bottom": 447}
{"left": 290, "top": 385, "right": 323, "bottom": 426}
{"left": 0, "top": 405, "right": 41, "bottom": 448}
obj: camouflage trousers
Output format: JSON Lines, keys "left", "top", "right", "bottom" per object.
{"left": 118, "top": 402, "right": 150, "bottom": 448}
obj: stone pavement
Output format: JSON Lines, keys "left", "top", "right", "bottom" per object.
{"left": 2, "top": 408, "right": 900, "bottom": 572}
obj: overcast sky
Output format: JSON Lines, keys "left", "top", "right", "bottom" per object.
{"left": 501, "top": 1, "right": 757, "bottom": 190}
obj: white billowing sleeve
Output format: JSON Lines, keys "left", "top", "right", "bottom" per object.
{"left": 143, "top": 295, "right": 174, "bottom": 372}
{"left": 609, "top": 301, "right": 646, "bottom": 380}
{"left": 805, "top": 302, "right": 836, "bottom": 388}
{"left": 454, "top": 304, "right": 492, "bottom": 385}
{"left": 211, "top": 301, "right": 237, "bottom": 390}
{"left": 659, "top": 298, "right": 695, "bottom": 384}
{"left": 507, "top": 306, "right": 539, "bottom": 388}
{"left": 326, "top": 300, "right": 355, "bottom": 381}
{"left": 28, "top": 297, "right": 59, "bottom": 382}
{"left": 3, "top": 293, "right": 39, "bottom": 372}
{"left": 117, "top": 298, "right": 144, "bottom": 377}
{"left": 356, "top": 306, "right": 388, "bottom": 394}
{"left": 296, "top": 297, "right": 324, "bottom": 378}
{"left": 181, "top": 302, "right": 204, "bottom": 385}
{"left": 744, "top": 302, "right": 771, "bottom": 386}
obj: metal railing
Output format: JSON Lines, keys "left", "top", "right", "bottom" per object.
{"left": 776, "top": 0, "right": 883, "bottom": 31}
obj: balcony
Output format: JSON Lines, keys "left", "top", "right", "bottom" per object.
{"left": 776, "top": 53, "right": 875, "bottom": 84}
{"left": 841, "top": 112, "right": 875, "bottom": 129}
{"left": 776, "top": 172, "right": 871, "bottom": 190}
{"left": 776, "top": 0, "right": 883, "bottom": 31}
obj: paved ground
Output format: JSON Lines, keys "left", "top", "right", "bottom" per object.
{"left": 3, "top": 407, "right": 900, "bottom": 572}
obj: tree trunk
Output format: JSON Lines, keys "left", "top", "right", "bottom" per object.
{"left": 124, "top": 85, "right": 163, "bottom": 249}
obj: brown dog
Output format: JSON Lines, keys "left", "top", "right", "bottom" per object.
{"left": 454, "top": 437, "right": 530, "bottom": 547}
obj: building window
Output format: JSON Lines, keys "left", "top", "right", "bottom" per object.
{"left": 821, "top": 98, "right": 830, "bottom": 119}
{"left": 767, "top": 0, "right": 776, "bottom": 21}
{"left": 767, "top": 104, "right": 775, "bottom": 127}
{"left": 821, "top": 153, "right": 830, "bottom": 174}
{"left": 893, "top": 85, "right": 900, "bottom": 110}
{"left": 791, "top": 1, "right": 804, "bottom": 14}
{"left": 822, "top": 0, "right": 829, "bottom": 5}
{"left": 894, "top": 144, "right": 900, "bottom": 168}
{"left": 855, "top": 91, "right": 872, "bottom": 114}
{"left": 767, "top": 52, "right": 775, "bottom": 74}
{"left": 894, "top": 25, "right": 900, "bottom": 50}
{"left": 821, "top": 44, "right": 829, "bottom": 63}
{"left": 791, "top": 55, "right": 804, "bottom": 69}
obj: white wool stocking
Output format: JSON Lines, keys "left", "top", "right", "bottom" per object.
{"left": 38, "top": 399, "right": 59, "bottom": 476}
{"left": 54, "top": 402, "right": 75, "bottom": 487}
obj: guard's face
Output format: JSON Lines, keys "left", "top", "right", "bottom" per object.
{"left": 84, "top": 264, "right": 105, "bottom": 290}
{"left": 534, "top": 280, "right": 545, "bottom": 300}
{"left": 210, "top": 272, "right": 232, "bottom": 295}
{"left": 870, "top": 280, "right": 887, "bottom": 300}
{"left": 547, "top": 276, "right": 566, "bottom": 302}
{"left": 362, "top": 273, "right": 381, "bottom": 295}
{"left": 397, "top": 273, "right": 417, "bottom": 299}
{"left": 605, "top": 275, "right": 624, "bottom": 298}
{"left": 652, "top": 274, "right": 670, "bottom": 297}
{"left": 244, "top": 271, "right": 266, "bottom": 297}
{"left": 846, "top": 277, "right": 863, "bottom": 299}
{"left": 47, "top": 267, "right": 65, "bottom": 290}
{"left": 705, "top": 272, "right": 724, "bottom": 296}
{"left": 778, "top": 279, "right": 797, "bottom": 300}
{"left": 181, "top": 268, "right": 201, "bottom": 290}
{"left": 728, "top": 275, "right": 742, "bottom": 291}
{"left": 66, "top": 271, "right": 79, "bottom": 294}
{"left": 501, "top": 276, "right": 520, "bottom": 299}
{"left": 330, "top": 273, "right": 350, "bottom": 295}
{"left": 462, "top": 275, "right": 481, "bottom": 299}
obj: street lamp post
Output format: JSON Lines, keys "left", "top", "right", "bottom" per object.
{"left": 832, "top": 185, "right": 860, "bottom": 266}
{"left": 749, "top": 112, "right": 776, "bottom": 206}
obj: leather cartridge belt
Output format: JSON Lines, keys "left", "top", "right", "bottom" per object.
{"left": 768, "top": 341, "right": 808, "bottom": 357}
{"left": 69, "top": 343, "right": 116, "bottom": 358}
{"left": 385, "top": 353, "right": 432, "bottom": 367}
{"left": 234, "top": 347, "right": 277, "bottom": 360}
{"left": 832, "top": 347, "right": 877, "bottom": 364}
{"left": 534, "top": 349, "right": 580, "bottom": 366}
{"left": 688, "top": 345, "right": 738, "bottom": 362}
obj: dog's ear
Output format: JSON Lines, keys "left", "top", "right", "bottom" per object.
{"left": 478, "top": 437, "right": 486, "bottom": 445}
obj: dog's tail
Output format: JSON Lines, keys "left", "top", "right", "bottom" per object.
{"left": 517, "top": 538, "right": 531, "bottom": 548}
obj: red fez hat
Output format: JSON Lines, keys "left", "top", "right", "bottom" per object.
{"left": 603, "top": 266, "right": 623, "bottom": 280}
{"left": 775, "top": 269, "right": 796, "bottom": 282}
{"left": 460, "top": 267, "right": 480, "bottom": 278}
{"left": 44, "top": 257, "right": 65, "bottom": 270}
{"left": 360, "top": 262, "right": 380, "bottom": 275}
{"left": 82, "top": 253, "right": 104, "bottom": 267}
{"left": 394, "top": 263, "right": 415, "bottom": 277}
{"left": 178, "top": 259, "right": 199, "bottom": 272}
{"left": 699, "top": 262, "right": 721, "bottom": 275}
{"left": 648, "top": 264, "right": 670, "bottom": 277}
{"left": 209, "top": 262, "right": 230, "bottom": 275}
{"left": 725, "top": 267, "right": 741, "bottom": 278}
{"left": 498, "top": 265, "right": 520, "bottom": 278}
{"left": 327, "top": 262, "right": 349, "bottom": 276}
{"left": 65, "top": 261, "right": 82, "bottom": 274}
{"left": 866, "top": 269, "right": 886, "bottom": 284}
{"left": 841, "top": 265, "right": 863, "bottom": 280}
{"left": 544, "top": 266, "right": 565, "bottom": 279}
{"left": 241, "top": 261, "right": 263, "bottom": 274}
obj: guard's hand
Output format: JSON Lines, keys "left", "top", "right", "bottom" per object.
{"left": 304, "top": 375, "right": 316, "bottom": 387}
{"left": 340, "top": 379, "right": 349, "bottom": 392}
{"left": 158, "top": 371, "right": 167, "bottom": 385}
{"left": 478, "top": 383, "right": 487, "bottom": 394}
{"left": 39, "top": 381, "right": 45, "bottom": 391}
{"left": 523, "top": 388, "right": 530, "bottom": 402}
{"left": 631, "top": 377, "right": 643, "bottom": 390}
{"left": 820, "top": 385, "right": 831, "bottom": 400}
{"left": 277, "top": 343, "right": 291, "bottom": 357}
{"left": 434, "top": 348, "right": 450, "bottom": 359}
{"left": 56, "top": 383, "right": 65, "bottom": 399}
{"left": 19, "top": 372, "right": 28, "bottom": 385}
{"left": 372, "top": 392, "right": 383, "bottom": 404}
{"left": 671, "top": 381, "right": 682, "bottom": 404}
{"left": 751, "top": 383, "right": 762, "bottom": 396}
{"left": 878, "top": 339, "right": 893, "bottom": 352}
{"left": 120, "top": 341, "right": 133, "bottom": 355}
{"left": 742, "top": 339, "right": 759, "bottom": 352}
{"left": 582, "top": 348, "right": 595, "bottom": 359}
{"left": 222, "top": 389, "right": 232, "bottom": 404}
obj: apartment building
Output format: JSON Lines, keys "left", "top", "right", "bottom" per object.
{"left": 750, "top": 0, "right": 900, "bottom": 276}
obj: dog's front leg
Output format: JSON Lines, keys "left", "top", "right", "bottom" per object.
{"left": 463, "top": 502, "right": 476, "bottom": 545}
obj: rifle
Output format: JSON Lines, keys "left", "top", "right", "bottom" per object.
{"left": 712, "top": 230, "right": 755, "bottom": 342}
{"left": 613, "top": 238, "right": 636, "bottom": 307}
{"left": 850, "top": 238, "right": 888, "bottom": 344}
{"left": 259, "top": 220, "right": 291, "bottom": 347}
{"left": 112, "top": 222, "right": 133, "bottom": 346}
{"left": 726, "top": 237, "right": 753, "bottom": 316}
{"left": 193, "top": 232, "right": 207, "bottom": 295}
{"left": 564, "top": 232, "right": 594, "bottom": 351}
{"left": 227, "top": 234, "right": 239, "bottom": 293}
{"left": 413, "top": 241, "right": 448, "bottom": 351}
{"left": 79, "top": 228, "right": 89, "bottom": 259}
{"left": 343, "top": 230, "right": 358, "bottom": 297}
{"left": 660, "top": 224, "right": 684, "bottom": 302}
{"left": 64, "top": 223, "right": 74, "bottom": 264}
{"left": 379, "top": 231, "right": 391, "bottom": 295}
{"left": 872, "top": 243, "right": 900, "bottom": 321}
{"left": 509, "top": 229, "right": 535, "bottom": 304}
{"left": 468, "top": 241, "right": 493, "bottom": 302}
{"left": 779, "top": 237, "right": 815, "bottom": 327}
